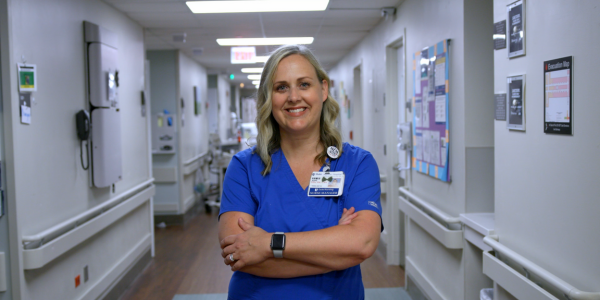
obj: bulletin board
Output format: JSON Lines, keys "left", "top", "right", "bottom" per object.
{"left": 412, "top": 39, "right": 450, "bottom": 182}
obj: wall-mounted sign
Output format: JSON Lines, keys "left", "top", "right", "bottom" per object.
{"left": 507, "top": 75, "right": 525, "bottom": 131}
{"left": 194, "top": 86, "right": 202, "bottom": 115}
{"left": 17, "top": 63, "right": 37, "bottom": 92}
{"left": 507, "top": 0, "right": 525, "bottom": 58}
{"left": 544, "top": 56, "right": 573, "bottom": 135}
{"left": 19, "top": 92, "right": 32, "bottom": 124}
{"left": 493, "top": 20, "right": 506, "bottom": 50}
{"left": 231, "top": 46, "right": 256, "bottom": 64}
{"left": 495, "top": 93, "right": 506, "bottom": 120}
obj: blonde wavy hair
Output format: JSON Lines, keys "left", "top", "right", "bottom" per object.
{"left": 255, "top": 45, "right": 342, "bottom": 175}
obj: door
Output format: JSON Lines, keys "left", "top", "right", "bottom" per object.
{"left": 0, "top": 38, "right": 14, "bottom": 299}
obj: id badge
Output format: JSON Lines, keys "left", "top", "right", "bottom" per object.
{"left": 307, "top": 171, "right": 345, "bottom": 197}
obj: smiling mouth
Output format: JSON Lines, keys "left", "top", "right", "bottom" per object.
{"left": 287, "top": 108, "right": 306, "bottom": 113}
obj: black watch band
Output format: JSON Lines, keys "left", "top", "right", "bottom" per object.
{"left": 270, "top": 232, "right": 286, "bottom": 258}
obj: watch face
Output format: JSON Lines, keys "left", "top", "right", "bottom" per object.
{"left": 271, "top": 234, "right": 285, "bottom": 250}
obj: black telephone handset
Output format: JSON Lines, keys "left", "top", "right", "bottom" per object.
{"left": 76, "top": 110, "right": 90, "bottom": 170}
{"left": 76, "top": 110, "right": 90, "bottom": 140}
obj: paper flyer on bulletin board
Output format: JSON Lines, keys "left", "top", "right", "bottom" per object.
{"left": 412, "top": 39, "right": 450, "bottom": 182}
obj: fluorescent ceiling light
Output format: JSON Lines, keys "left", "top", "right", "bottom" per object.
{"left": 186, "top": 0, "right": 329, "bottom": 14}
{"left": 254, "top": 56, "right": 269, "bottom": 63}
{"left": 252, "top": 81, "right": 260, "bottom": 85}
{"left": 248, "top": 74, "right": 261, "bottom": 80}
{"left": 255, "top": 85, "right": 260, "bottom": 89}
{"left": 242, "top": 68, "right": 263, "bottom": 73}
{"left": 217, "top": 37, "right": 314, "bottom": 46}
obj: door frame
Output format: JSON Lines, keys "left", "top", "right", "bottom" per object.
{"left": 384, "top": 31, "right": 407, "bottom": 266}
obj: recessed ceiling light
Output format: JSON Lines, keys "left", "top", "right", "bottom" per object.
{"left": 248, "top": 74, "right": 261, "bottom": 80}
{"left": 252, "top": 81, "right": 260, "bottom": 85}
{"left": 186, "top": 0, "right": 329, "bottom": 14}
{"left": 217, "top": 37, "right": 314, "bottom": 46}
{"left": 242, "top": 68, "right": 263, "bottom": 73}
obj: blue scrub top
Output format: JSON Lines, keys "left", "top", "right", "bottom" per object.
{"left": 220, "top": 143, "right": 382, "bottom": 300}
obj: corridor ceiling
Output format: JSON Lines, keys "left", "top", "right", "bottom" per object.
{"left": 103, "top": 0, "right": 402, "bottom": 88}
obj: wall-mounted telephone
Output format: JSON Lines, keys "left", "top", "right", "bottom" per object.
{"left": 76, "top": 110, "right": 90, "bottom": 140}
{"left": 76, "top": 110, "right": 90, "bottom": 170}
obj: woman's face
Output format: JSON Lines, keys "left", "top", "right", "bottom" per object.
{"left": 271, "top": 54, "right": 328, "bottom": 138}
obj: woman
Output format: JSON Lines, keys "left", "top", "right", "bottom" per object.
{"left": 219, "top": 45, "right": 382, "bottom": 300}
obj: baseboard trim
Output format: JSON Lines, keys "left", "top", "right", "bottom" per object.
{"left": 377, "top": 238, "right": 388, "bottom": 259}
{"left": 183, "top": 195, "right": 195, "bottom": 213}
{"left": 405, "top": 256, "right": 446, "bottom": 300}
{"left": 154, "top": 199, "right": 204, "bottom": 226}
{"left": 80, "top": 234, "right": 151, "bottom": 300}
{"left": 101, "top": 248, "right": 152, "bottom": 300}
{"left": 154, "top": 203, "right": 178, "bottom": 213}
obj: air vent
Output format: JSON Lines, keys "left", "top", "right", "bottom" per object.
{"left": 173, "top": 33, "right": 187, "bottom": 43}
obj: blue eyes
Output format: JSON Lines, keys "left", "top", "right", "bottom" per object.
{"left": 275, "top": 82, "right": 310, "bottom": 91}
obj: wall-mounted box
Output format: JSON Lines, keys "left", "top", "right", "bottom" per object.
{"left": 152, "top": 113, "right": 176, "bottom": 154}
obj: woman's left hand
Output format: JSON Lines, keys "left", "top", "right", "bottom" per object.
{"left": 221, "top": 218, "right": 272, "bottom": 271}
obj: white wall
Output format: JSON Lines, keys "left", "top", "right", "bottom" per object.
{"left": 178, "top": 52, "right": 209, "bottom": 213}
{"left": 328, "top": 0, "right": 494, "bottom": 298}
{"left": 147, "top": 50, "right": 180, "bottom": 212}
{"left": 217, "top": 75, "right": 232, "bottom": 143}
{"left": 0, "top": 0, "right": 152, "bottom": 298}
{"left": 148, "top": 50, "right": 209, "bottom": 214}
{"left": 493, "top": 0, "right": 600, "bottom": 296}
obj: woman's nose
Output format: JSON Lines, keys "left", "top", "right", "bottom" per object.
{"left": 287, "top": 86, "right": 301, "bottom": 101}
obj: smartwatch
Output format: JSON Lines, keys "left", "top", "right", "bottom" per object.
{"left": 270, "top": 232, "right": 286, "bottom": 258}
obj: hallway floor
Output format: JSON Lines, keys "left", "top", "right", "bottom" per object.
{"left": 120, "top": 208, "right": 405, "bottom": 300}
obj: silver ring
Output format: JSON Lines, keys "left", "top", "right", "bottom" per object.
{"left": 229, "top": 253, "right": 235, "bottom": 262}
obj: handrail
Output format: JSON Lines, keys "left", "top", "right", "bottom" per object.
{"left": 399, "top": 187, "right": 461, "bottom": 224}
{"left": 484, "top": 237, "right": 600, "bottom": 300}
{"left": 183, "top": 150, "right": 209, "bottom": 166}
{"left": 399, "top": 195, "right": 463, "bottom": 249}
{"left": 22, "top": 178, "right": 154, "bottom": 249}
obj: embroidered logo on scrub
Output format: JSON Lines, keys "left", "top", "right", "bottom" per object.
{"left": 368, "top": 201, "right": 378, "bottom": 209}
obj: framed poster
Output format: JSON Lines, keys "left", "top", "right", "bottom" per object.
{"left": 507, "top": 75, "right": 525, "bottom": 131}
{"left": 493, "top": 20, "right": 507, "bottom": 50}
{"left": 412, "top": 39, "right": 451, "bottom": 182}
{"left": 507, "top": 0, "right": 525, "bottom": 58}
{"left": 544, "top": 56, "right": 573, "bottom": 135}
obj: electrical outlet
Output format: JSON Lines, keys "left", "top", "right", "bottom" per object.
{"left": 83, "top": 265, "right": 89, "bottom": 283}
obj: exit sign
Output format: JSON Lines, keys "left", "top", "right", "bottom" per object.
{"left": 231, "top": 47, "right": 256, "bottom": 64}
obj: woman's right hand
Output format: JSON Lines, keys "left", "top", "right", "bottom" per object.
{"left": 338, "top": 207, "right": 358, "bottom": 225}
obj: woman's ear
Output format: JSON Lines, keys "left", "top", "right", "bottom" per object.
{"left": 321, "top": 79, "right": 329, "bottom": 102}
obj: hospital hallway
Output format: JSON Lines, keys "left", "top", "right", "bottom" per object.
{"left": 1, "top": 0, "right": 599, "bottom": 299}
{"left": 119, "top": 209, "right": 405, "bottom": 300}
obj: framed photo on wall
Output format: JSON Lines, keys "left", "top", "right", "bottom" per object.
{"left": 507, "top": 0, "right": 525, "bottom": 58}
{"left": 507, "top": 75, "right": 525, "bottom": 131}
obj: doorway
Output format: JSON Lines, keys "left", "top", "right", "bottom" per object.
{"left": 352, "top": 65, "right": 363, "bottom": 148}
{"left": 383, "top": 35, "right": 407, "bottom": 267}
